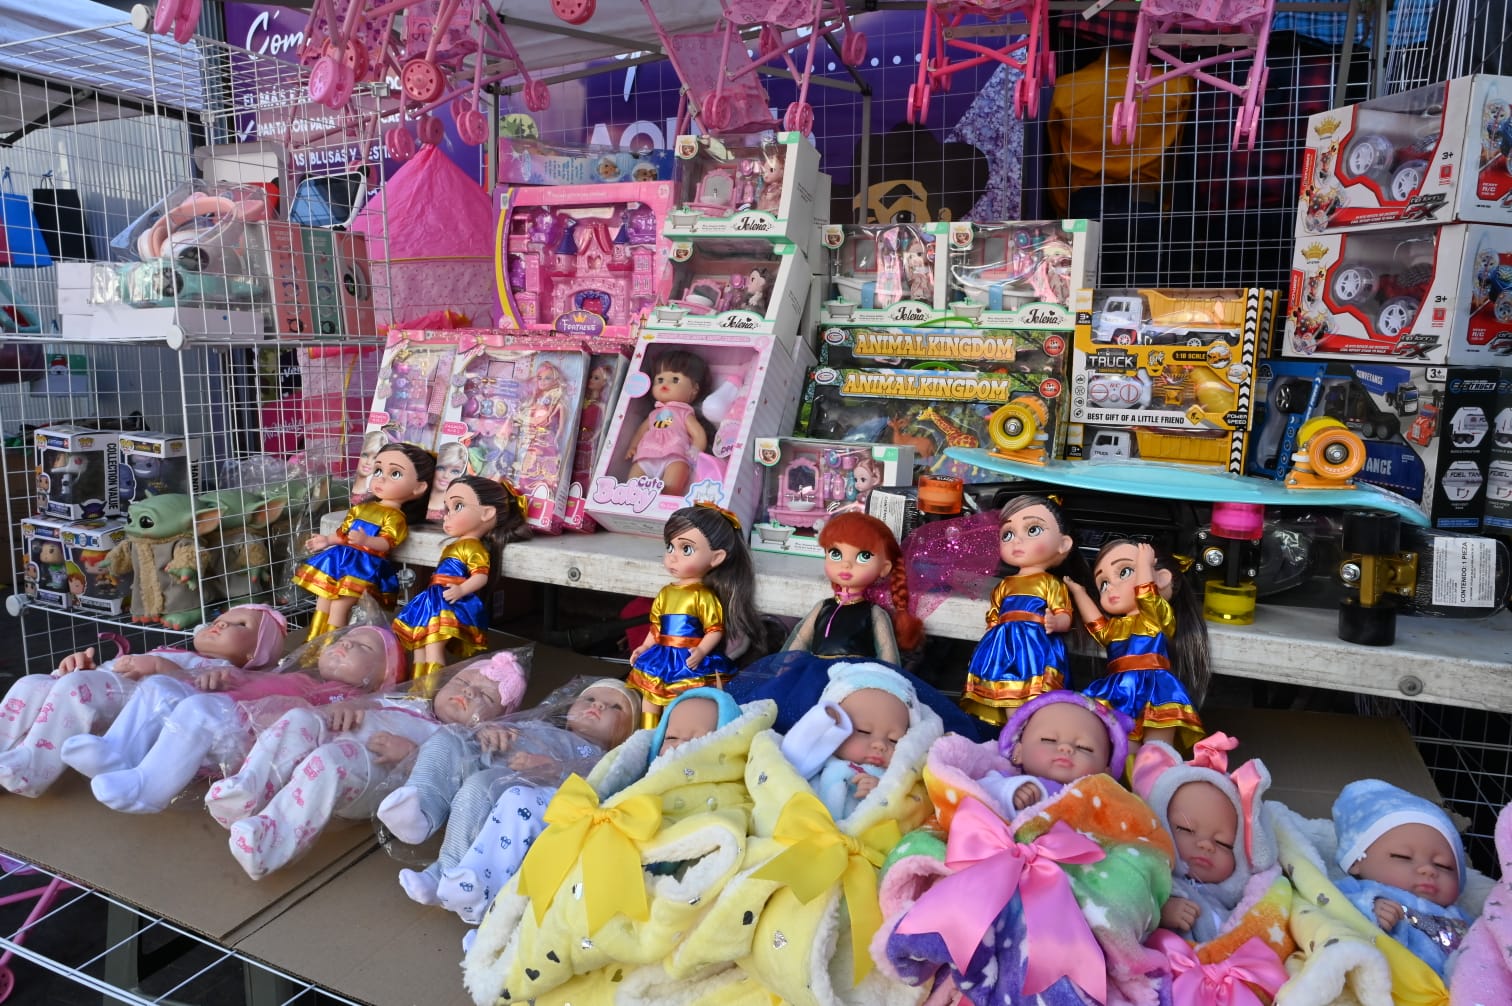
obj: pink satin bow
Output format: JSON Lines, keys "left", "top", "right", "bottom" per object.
{"left": 894, "top": 798, "right": 1108, "bottom": 1002}
{"left": 1149, "top": 932, "right": 1287, "bottom": 1006}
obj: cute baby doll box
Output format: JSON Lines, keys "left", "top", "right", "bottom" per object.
{"left": 431, "top": 330, "right": 589, "bottom": 533}
{"left": 35, "top": 425, "right": 121, "bottom": 521}
{"left": 20, "top": 515, "right": 74, "bottom": 610}
{"left": 62, "top": 517, "right": 130, "bottom": 616}
{"left": 664, "top": 132, "right": 822, "bottom": 247}
{"left": 1297, "top": 74, "right": 1512, "bottom": 235}
{"left": 494, "top": 181, "right": 676, "bottom": 342}
{"left": 943, "top": 219, "right": 1101, "bottom": 322}
{"left": 748, "top": 437, "right": 915, "bottom": 558}
{"left": 642, "top": 238, "right": 812, "bottom": 352}
{"left": 819, "top": 223, "right": 949, "bottom": 325}
{"left": 585, "top": 330, "right": 814, "bottom": 536}
{"left": 364, "top": 329, "right": 464, "bottom": 459}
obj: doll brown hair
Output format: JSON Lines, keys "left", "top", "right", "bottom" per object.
{"left": 452, "top": 475, "right": 533, "bottom": 600}
{"left": 376, "top": 443, "right": 438, "bottom": 527}
{"left": 663, "top": 504, "right": 765, "bottom": 662}
{"left": 996, "top": 494, "right": 1092, "bottom": 591}
{"left": 1091, "top": 537, "right": 1210, "bottom": 706}
{"left": 818, "top": 512, "right": 923, "bottom": 652}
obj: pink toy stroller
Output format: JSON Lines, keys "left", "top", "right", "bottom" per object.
{"left": 0, "top": 857, "right": 77, "bottom": 1003}
{"left": 300, "top": 0, "right": 399, "bottom": 110}
{"left": 908, "top": 0, "right": 1055, "bottom": 124}
{"left": 1110, "top": 0, "right": 1276, "bottom": 150}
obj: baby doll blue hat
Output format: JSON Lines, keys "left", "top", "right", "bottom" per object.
{"left": 999, "top": 690, "right": 1132, "bottom": 777}
{"left": 649, "top": 687, "right": 741, "bottom": 760}
{"left": 820, "top": 662, "right": 922, "bottom": 729}
{"left": 1333, "top": 779, "right": 1466, "bottom": 890}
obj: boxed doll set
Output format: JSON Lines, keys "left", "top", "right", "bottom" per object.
{"left": 1297, "top": 74, "right": 1512, "bottom": 234}
{"left": 563, "top": 338, "right": 633, "bottom": 534}
{"left": 35, "top": 425, "right": 121, "bottom": 521}
{"left": 585, "top": 330, "right": 815, "bottom": 536}
{"left": 430, "top": 331, "right": 589, "bottom": 533}
{"left": 1062, "top": 288, "right": 1272, "bottom": 472}
{"left": 61, "top": 518, "right": 131, "bottom": 616}
{"left": 364, "top": 329, "right": 463, "bottom": 458}
{"left": 118, "top": 434, "right": 194, "bottom": 502}
{"left": 643, "top": 239, "right": 811, "bottom": 350}
{"left": 818, "top": 223, "right": 948, "bottom": 325}
{"left": 748, "top": 437, "right": 915, "bottom": 558}
{"left": 1285, "top": 224, "right": 1512, "bottom": 364}
{"left": 663, "top": 132, "right": 822, "bottom": 247}
{"left": 494, "top": 180, "right": 676, "bottom": 340}
{"left": 942, "top": 220, "right": 1100, "bottom": 321}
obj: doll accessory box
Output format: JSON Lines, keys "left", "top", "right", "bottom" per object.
{"left": 365, "top": 329, "right": 463, "bottom": 453}
{"left": 663, "top": 132, "right": 822, "bottom": 247}
{"left": 748, "top": 437, "right": 915, "bottom": 558}
{"left": 585, "top": 330, "right": 814, "bottom": 536}
{"left": 35, "top": 425, "right": 121, "bottom": 521}
{"left": 1063, "top": 287, "right": 1272, "bottom": 472}
{"left": 1297, "top": 74, "right": 1512, "bottom": 234}
{"left": 643, "top": 238, "right": 811, "bottom": 351}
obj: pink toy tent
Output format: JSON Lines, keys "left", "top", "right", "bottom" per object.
{"left": 351, "top": 145, "right": 496, "bottom": 327}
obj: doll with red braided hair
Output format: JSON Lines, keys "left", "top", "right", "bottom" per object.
{"left": 783, "top": 512, "right": 922, "bottom": 663}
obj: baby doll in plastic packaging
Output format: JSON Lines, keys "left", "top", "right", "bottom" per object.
{"left": 61, "top": 624, "right": 404, "bottom": 814}
{"left": 1334, "top": 778, "right": 1472, "bottom": 977}
{"left": 982, "top": 689, "right": 1131, "bottom": 812}
{"left": 206, "top": 649, "right": 530, "bottom": 880}
{"left": 376, "top": 677, "right": 639, "bottom": 910}
{"left": 0, "top": 605, "right": 288, "bottom": 797}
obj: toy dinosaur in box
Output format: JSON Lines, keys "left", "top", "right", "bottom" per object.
{"left": 105, "top": 493, "right": 225, "bottom": 629}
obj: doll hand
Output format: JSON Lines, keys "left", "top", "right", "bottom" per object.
{"left": 1160, "top": 896, "right": 1201, "bottom": 933}
{"left": 367, "top": 732, "right": 417, "bottom": 766}
{"left": 441, "top": 585, "right": 464, "bottom": 603}
{"left": 1013, "top": 781, "right": 1044, "bottom": 810}
{"left": 1063, "top": 577, "right": 1089, "bottom": 598}
{"left": 54, "top": 647, "right": 97, "bottom": 676}
{"left": 346, "top": 527, "right": 370, "bottom": 547}
{"left": 1045, "top": 612, "right": 1071, "bottom": 633}
{"left": 1136, "top": 542, "right": 1157, "bottom": 568}
{"left": 114, "top": 655, "right": 172, "bottom": 681}
{"left": 195, "top": 668, "right": 235, "bottom": 691}
{"left": 852, "top": 773, "right": 880, "bottom": 799}
{"left": 323, "top": 705, "right": 365, "bottom": 732}
{"left": 305, "top": 534, "right": 331, "bottom": 552}
{"left": 1373, "top": 897, "right": 1405, "bottom": 932}
{"left": 684, "top": 650, "right": 706, "bottom": 671}
{"left": 476, "top": 724, "right": 516, "bottom": 755}
{"left": 508, "top": 751, "right": 554, "bottom": 773}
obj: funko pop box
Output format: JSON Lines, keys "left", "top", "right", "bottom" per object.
{"left": 119, "top": 433, "right": 195, "bottom": 501}
{"left": 1297, "top": 74, "right": 1512, "bottom": 235}
{"left": 63, "top": 517, "right": 131, "bottom": 616}
{"left": 20, "top": 515, "right": 74, "bottom": 610}
{"left": 34, "top": 425, "right": 121, "bottom": 521}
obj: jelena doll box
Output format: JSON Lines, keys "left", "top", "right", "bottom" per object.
{"left": 664, "top": 132, "right": 823, "bottom": 247}
{"left": 748, "top": 437, "right": 915, "bottom": 559}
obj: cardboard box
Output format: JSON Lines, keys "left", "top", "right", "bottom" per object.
{"left": 20, "top": 515, "right": 74, "bottom": 609}
{"left": 61, "top": 517, "right": 130, "bottom": 616}
{"left": 643, "top": 239, "right": 811, "bottom": 348}
{"left": 943, "top": 219, "right": 1100, "bottom": 317}
{"left": 1284, "top": 224, "right": 1512, "bottom": 365}
{"left": 332, "top": 230, "right": 376, "bottom": 338}
{"left": 819, "top": 222, "right": 949, "bottom": 322}
{"left": 1297, "top": 74, "right": 1512, "bottom": 234}
{"left": 748, "top": 437, "right": 915, "bottom": 558}
{"left": 664, "top": 132, "right": 822, "bottom": 247}
{"left": 34, "top": 425, "right": 121, "bottom": 520}
{"left": 1063, "top": 288, "right": 1271, "bottom": 472}
{"left": 363, "top": 329, "right": 463, "bottom": 460}
{"left": 119, "top": 433, "right": 194, "bottom": 501}
{"left": 562, "top": 338, "right": 633, "bottom": 534}
{"left": 585, "top": 330, "right": 812, "bottom": 536}
{"left": 1480, "top": 369, "right": 1512, "bottom": 531}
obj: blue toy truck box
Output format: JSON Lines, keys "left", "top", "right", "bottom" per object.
{"left": 1249, "top": 361, "right": 1501, "bottom": 528}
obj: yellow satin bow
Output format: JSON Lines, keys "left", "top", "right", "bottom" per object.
{"left": 751, "top": 792, "right": 901, "bottom": 983}
{"left": 515, "top": 774, "right": 662, "bottom": 934}
{"left": 693, "top": 499, "right": 742, "bottom": 532}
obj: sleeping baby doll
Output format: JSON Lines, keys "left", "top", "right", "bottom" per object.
{"left": 982, "top": 688, "right": 1132, "bottom": 812}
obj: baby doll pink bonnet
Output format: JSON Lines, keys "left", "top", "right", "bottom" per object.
{"left": 473, "top": 650, "right": 529, "bottom": 711}
{"left": 237, "top": 604, "right": 289, "bottom": 671}
{"left": 1131, "top": 733, "right": 1275, "bottom": 900}
{"left": 999, "top": 690, "right": 1132, "bottom": 776}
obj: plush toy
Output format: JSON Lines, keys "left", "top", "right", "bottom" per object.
{"left": 202, "top": 488, "right": 289, "bottom": 606}
{"left": 105, "top": 493, "right": 224, "bottom": 630}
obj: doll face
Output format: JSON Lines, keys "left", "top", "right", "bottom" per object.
{"left": 434, "top": 451, "right": 468, "bottom": 490}
{"left": 37, "top": 542, "right": 63, "bottom": 564}
{"left": 998, "top": 504, "right": 1073, "bottom": 573}
{"left": 834, "top": 688, "right": 910, "bottom": 768}
{"left": 196, "top": 608, "right": 267, "bottom": 665}
{"left": 440, "top": 481, "right": 497, "bottom": 540}
{"left": 852, "top": 461, "right": 881, "bottom": 497}
{"left": 1167, "top": 781, "right": 1238, "bottom": 885}
{"left": 318, "top": 628, "right": 388, "bottom": 689}
{"left": 825, "top": 541, "right": 891, "bottom": 594}
{"left": 369, "top": 449, "right": 429, "bottom": 506}
{"left": 535, "top": 364, "right": 561, "bottom": 390}
{"left": 1094, "top": 543, "right": 1143, "bottom": 616}
{"left": 651, "top": 368, "right": 700, "bottom": 406}
{"left": 658, "top": 697, "right": 720, "bottom": 755}
{"left": 664, "top": 526, "right": 726, "bottom": 584}
{"left": 588, "top": 366, "right": 611, "bottom": 395}
{"left": 1010, "top": 702, "right": 1110, "bottom": 784}
{"left": 356, "top": 437, "right": 385, "bottom": 479}
{"left": 566, "top": 685, "right": 636, "bottom": 749}
{"left": 433, "top": 664, "right": 505, "bottom": 727}
{"left": 1352, "top": 823, "right": 1460, "bottom": 907}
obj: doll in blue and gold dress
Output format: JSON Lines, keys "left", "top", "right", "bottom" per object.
{"left": 294, "top": 443, "right": 435, "bottom": 642}
{"left": 1066, "top": 539, "right": 1206, "bottom": 752}
{"left": 962, "top": 495, "right": 1083, "bottom": 726}
{"left": 626, "top": 504, "right": 765, "bottom": 727}
{"left": 393, "top": 476, "right": 531, "bottom": 686}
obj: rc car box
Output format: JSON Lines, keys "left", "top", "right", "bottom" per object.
{"left": 1063, "top": 288, "right": 1272, "bottom": 472}
{"left": 34, "top": 425, "right": 121, "bottom": 521}
{"left": 1249, "top": 362, "right": 1503, "bottom": 529}
{"left": 664, "top": 132, "right": 822, "bottom": 247}
{"left": 62, "top": 517, "right": 131, "bottom": 616}
{"left": 748, "top": 437, "right": 915, "bottom": 559}
{"left": 1297, "top": 74, "right": 1512, "bottom": 235}
{"left": 1284, "top": 223, "right": 1512, "bottom": 365}
{"left": 20, "top": 515, "right": 75, "bottom": 609}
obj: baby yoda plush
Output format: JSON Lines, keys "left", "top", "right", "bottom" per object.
{"left": 105, "top": 494, "right": 224, "bottom": 629}
{"left": 200, "top": 488, "right": 288, "bottom": 605}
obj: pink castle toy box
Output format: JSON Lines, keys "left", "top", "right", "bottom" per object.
{"left": 585, "top": 330, "right": 814, "bottom": 536}
{"left": 664, "top": 132, "right": 822, "bottom": 247}
{"left": 494, "top": 181, "right": 676, "bottom": 341}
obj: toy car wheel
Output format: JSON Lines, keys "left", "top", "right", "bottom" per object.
{"left": 1343, "top": 134, "right": 1395, "bottom": 177}
{"left": 550, "top": 0, "right": 594, "bottom": 25}
{"left": 401, "top": 59, "right": 445, "bottom": 103}
{"left": 1273, "top": 378, "right": 1310, "bottom": 414}
{"left": 454, "top": 104, "right": 487, "bottom": 146}
{"left": 1377, "top": 296, "right": 1420, "bottom": 338}
{"left": 525, "top": 79, "right": 552, "bottom": 113}
{"left": 1330, "top": 264, "right": 1377, "bottom": 304}
{"left": 416, "top": 114, "right": 445, "bottom": 146}
{"left": 1113, "top": 330, "right": 1136, "bottom": 346}
{"left": 783, "top": 101, "right": 814, "bottom": 135}
{"left": 841, "top": 30, "right": 867, "bottom": 67}
{"left": 1390, "top": 159, "right": 1427, "bottom": 201}
{"left": 1496, "top": 293, "right": 1512, "bottom": 322}
{"left": 384, "top": 125, "right": 417, "bottom": 161}
{"left": 307, "top": 55, "right": 343, "bottom": 106}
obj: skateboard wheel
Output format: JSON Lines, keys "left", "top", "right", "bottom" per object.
{"left": 1297, "top": 417, "right": 1365, "bottom": 482}
{"left": 1339, "top": 595, "right": 1397, "bottom": 646}
{"left": 988, "top": 397, "right": 1047, "bottom": 453}
{"left": 1341, "top": 509, "right": 1401, "bottom": 555}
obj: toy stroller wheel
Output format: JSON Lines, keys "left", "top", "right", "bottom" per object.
{"left": 174, "top": 0, "right": 201, "bottom": 42}
{"left": 1390, "top": 160, "right": 1427, "bottom": 201}
{"left": 783, "top": 101, "right": 814, "bottom": 135}
{"left": 759, "top": 25, "right": 783, "bottom": 55}
{"left": 401, "top": 59, "right": 445, "bottom": 103}
{"left": 525, "top": 79, "right": 552, "bottom": 113}
{"left": 1344, "top": 134, "right": 1395, "bottom": 178}
{"left": 550, "top": 0, "right": 595, "bottom": 25}
{"left": 454, "top": 105, "right": 487, "bottom": 146}
{"left": 416, "top": 114, "right": 445, "bottom": 146}
{"left": 328, "top": 61, "right": 355, "bottom": 108}
{"left": 385, "top": 125, "right": 417, "bottom": 161}
{"left": 1338, "top": 595, "right": 1397, "bottom": 646}
{"left": 0, "top": 965, "right": 14, "bottom": 1002}
{"left": 701, "top": 93, "right": 731, "bottom": 132}
{"left": 308, "top": 56, "right": 343, "bottom": 106}
{"left": 341, "top": 37, "right": 370, "bottom": 81}
{"left": 841, "top": 30, "right": 867, "bottom": 66}
{"left": 1377, "top": 296, "right": 1420, "bottom": 338}
{"left": 1330, "top": 265, "right": 1376, "bottom": 304}
{"left": 907, "top": 83, "right": 931, "bottom": 125}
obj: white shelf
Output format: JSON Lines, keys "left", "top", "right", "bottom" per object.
{"left": 328, "top": 517, "right": 1512, "bottom": 714}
